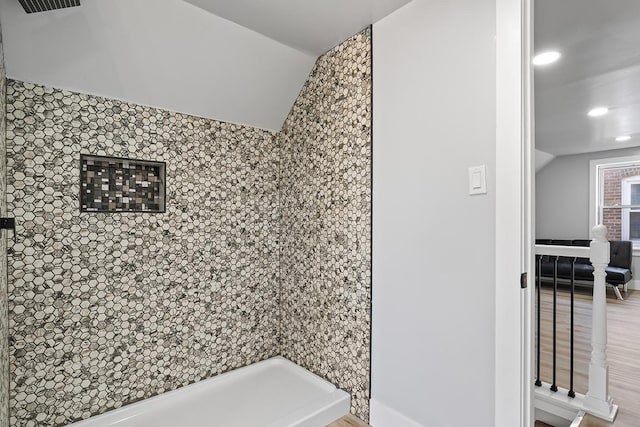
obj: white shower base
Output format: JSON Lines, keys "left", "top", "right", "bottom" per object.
{"left": 67, "top": 356, "right": 350, "bottom": 427}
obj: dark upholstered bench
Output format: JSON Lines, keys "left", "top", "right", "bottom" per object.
{"left": 535, "top": 239, "right": 633, "bottom": 300}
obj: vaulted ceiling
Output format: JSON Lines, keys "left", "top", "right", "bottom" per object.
{"left": 535, "top": 0, "right": 640, "bottom": 156}
{"left": 184, "top": 0, "right": 412, "bottom": 55}
{"left": 0, "top": 0, "right": 412, "bottom": 130}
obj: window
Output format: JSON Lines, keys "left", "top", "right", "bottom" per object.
{"left": 590, "top": 155, "right": 640, "bottom": 247}
{"left": 622, "top": 176, "right": 640, "bottom": 241}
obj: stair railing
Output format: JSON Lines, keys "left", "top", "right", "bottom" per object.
{"left": 533, "top": 224, "right": 618, "bottom": 422}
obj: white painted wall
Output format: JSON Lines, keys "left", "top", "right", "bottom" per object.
{"left": 535, "top": 149, "right": 555, "bottom": 172}
{"left": 0, "top": 0, "right": 316, "bottom": 131}
{"left": 536, "top": 152, "right": 591, "bottom": 239}
{"left": 536, "top": 146, "right": 640, "bottom": 289}
{"left": 372, "top": 0, "right": 496, "bottom": 425}
{"left": 535, "top": 146, "right": 640, "bottom": 239}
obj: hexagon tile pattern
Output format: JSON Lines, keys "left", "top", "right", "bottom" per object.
{"left": 0, "top": 21, "right": 9, "bottom": 427}
{"left": 5, "top": 80, "right": 281, "bottom": 426}
{"left": 279, "top": 29, "right": 372, "bottom": 420}
{"left": 3, "top": 29, "right": 372, "bottom": 427}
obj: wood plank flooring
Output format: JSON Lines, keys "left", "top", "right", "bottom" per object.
{"left": 328, "top": 415, "right": 370, "bottom": 427}
{"left": 329, "top": 287, "right": 639, "bottom": 427}
{"left": 328, "top": 413, "right": 562, "bottom": 426}
{"left": 329, "top": 414, "right": 557, "bottom": 426}
{"left": 537, "top": 287, "right": 640, "bottom": 426}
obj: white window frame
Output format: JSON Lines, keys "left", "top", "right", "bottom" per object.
{"left": 621, "top": 176, "right": 640, "bottom": 241}
{"left": 590, "top": 155, "right": 640, "bottom": 248}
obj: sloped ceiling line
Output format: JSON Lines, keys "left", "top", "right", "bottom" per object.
{"left": 0, "top": 0, "right": 412, "bottom": 131}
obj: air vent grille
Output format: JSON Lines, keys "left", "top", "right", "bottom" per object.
{"left": 18, "top": 0, "right": 80, "bottom": 14}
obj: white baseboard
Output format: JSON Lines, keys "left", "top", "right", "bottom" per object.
{"left": 627, "top": 280, "right": 640, "bottom": 291}
{"left": 369, "top": 399, "right": 424, "bottom": 427}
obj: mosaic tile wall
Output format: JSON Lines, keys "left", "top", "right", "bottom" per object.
{"left": 278, "top": 29, "right": 372, "bottom": 420}
{"left": 80, "top": 155, "right": 165, "bottom": 213}
{"left": 0, "top": 21, "right": 9, "bottom": 427}
{"left": 5, "top": 80, "right": 280, "bottom": 426}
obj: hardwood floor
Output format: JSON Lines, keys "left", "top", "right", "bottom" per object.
{"left": 328, "top": 415, "right": 370, "bottom": 427}
{"left": 329, "top": 415, "right": 558, "bottom": 426}
{"left": 329, "top": 288, "right": 639, "bottom": 427}
{"left": 329, "top": 415, "right": 557, "bottom": 426}
{"left": 537, "top": 287, "right": 640, "bottom": 426}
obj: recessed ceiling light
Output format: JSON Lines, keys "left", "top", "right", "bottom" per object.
{"left": 588, "top": 107, "right": 609, "bottom": 117}
{"left": 616, "top": 135, "right": 632, "bottom": 142}
{"left": 533, "top": 51, "right": 561, "bottom": 66}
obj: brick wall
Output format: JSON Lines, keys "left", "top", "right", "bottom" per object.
{"left": 602, "top": 166, "right": 640, "bottom": 240}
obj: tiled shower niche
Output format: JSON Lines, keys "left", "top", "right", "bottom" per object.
{"left": 80, "top": 155, "right": 166, "bottom": 213}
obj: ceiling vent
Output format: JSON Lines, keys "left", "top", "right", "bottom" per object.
{"left": 18, "top": 0, "right": 80, "bottom": 14}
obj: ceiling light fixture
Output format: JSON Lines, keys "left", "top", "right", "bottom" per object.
{"left": 588, "top": 107, "right": 609, "bottom": 117}
{"left": 615, "top": 135, "right": 632, "bottom": 142}
{"left": 533, "top": 51, "right": 561, "bottom": 66}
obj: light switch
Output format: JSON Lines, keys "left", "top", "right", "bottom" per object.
{"left": 469, "top": 165, "right": 487, "bottom": 195}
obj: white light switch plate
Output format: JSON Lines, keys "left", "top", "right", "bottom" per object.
{"left": 468, "top": 165, "right": 487, "bottom": 195}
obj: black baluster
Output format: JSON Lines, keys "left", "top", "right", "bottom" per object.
{"left": 535, "top": 254, "right": 542, "bottom": 387}
{"left": 569, "top": 257, "right": 576, "bottom": 398}
{"left": 551, "top": 256, "right": 558, "bottom": 392}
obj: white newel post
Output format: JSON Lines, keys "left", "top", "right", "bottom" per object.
{"left": 583, "top": 224, "right": 618, "bottom": 421}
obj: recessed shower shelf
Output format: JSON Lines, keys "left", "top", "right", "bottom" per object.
{"left": 80, "top": 154, "right": 166, "bottom": 213}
